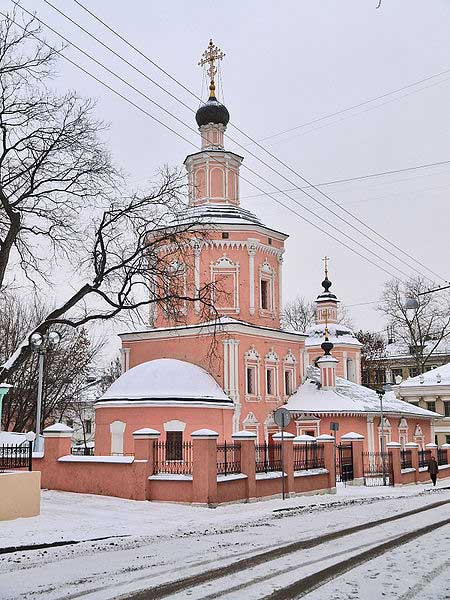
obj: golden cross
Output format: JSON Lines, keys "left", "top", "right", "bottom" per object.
{"left": 198, "top": 39, "right": 225, "bottom": 97}
{"left": 322, "top": 256, "right": 330, "bottom": 278}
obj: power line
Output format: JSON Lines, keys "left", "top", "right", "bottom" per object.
{"left": 65, "top": 0, "right": 448, "bottom": 286}
{"left": 259, "top": 67, "right": 450, "bottom": 142}
{"left": 239, "top": 159, "right": 450, "bottom": 200}
{"left": 4, "top": 9, "right": 407, "bottom": 282}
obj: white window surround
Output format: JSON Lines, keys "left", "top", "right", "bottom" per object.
{"left": 163, "top": 420, "right": 186, "bottom": 432}
{"left": 283, "top": 350, "right": 297, "bottom": 397}
{"left": 259, "top": 261, "right": 276, "bottom": 317}
{"left": 110, "top": 421, "right": 126, "bottom": 455}
{"left": 413, "top": 424, "right": 425, "bottom": 449}
{"left": 264, "top": 349, "right": 279, "bottom": 402}
{"left": 210, "top": 255, "right": 240, "bottom": 313}
{"left": 242, "top": 412, "right": 260, "bottom": 440}
{"left": 378, "top": 418, "right": 392, "bottom": 450}
{"left": 244, "top": 346, "right": 261, "bottom": 402}
{"left": 295, "top": 419, "right": 321, "bottom": 437}
{"left": 264, "top": 413, "right": 278, "bottom": 442}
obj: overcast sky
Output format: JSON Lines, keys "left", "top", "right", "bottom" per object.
{"left": 13, "top": 0, "right": 450, "bottom": 357}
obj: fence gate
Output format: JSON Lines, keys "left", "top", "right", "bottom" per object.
{"left": 362, "top": 451, "right": 394, "bottom": 486}
{"left": 336, "top": 443, "right": 354, "bottom": 483}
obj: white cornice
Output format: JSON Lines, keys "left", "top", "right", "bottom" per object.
{"left": 95, "top": 400, "right": 234, "bottom": 409}
{"left": 119, "top": 320, "right": 307, "bottom": 343}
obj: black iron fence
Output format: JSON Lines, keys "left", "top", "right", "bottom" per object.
{"left": 216, "top": 442, "right": 241, "bottom": 475}
{"left": 71, "top": 447, "right": 94, "bottom": 456}
{"left": 362, "top": 451, "right": 394, "bottom": 486}
{"left": 437, "top": 448, "right": 447, "bottom": 466}
{"left": 418, "top": 449, "right": 431, "bottom": 468}
{"left": 294, "top": 442, "right": 325, "bottom": 471}
{"left": 336, "top": 443, "right": 354, "bottom": 483}
{"left": 0, "top": 443, "right": 32, "bottom": 472}
{"left": 255, "top": 442, "right": 282, "bottom": 473}
{"left": 401, "top": 449, "right": 412, "bottom": 470}
{"left": 153, "top": 440, "right": 193, "bottom": 475}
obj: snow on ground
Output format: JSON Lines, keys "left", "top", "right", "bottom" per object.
{"left": 0, "top": 482, "right": 449, "bottom": 599}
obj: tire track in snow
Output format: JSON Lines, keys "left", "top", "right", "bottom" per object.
{"left": 117, "top": 498, "right": 450, "bottom": 600}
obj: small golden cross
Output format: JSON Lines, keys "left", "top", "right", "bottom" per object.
{"left": 198, "top": 39, "right": 225, "bottom": 97}
{"left": 322, "top": 256, "right": 330, "bottom": 278}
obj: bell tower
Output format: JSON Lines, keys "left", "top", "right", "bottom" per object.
{"left": 184, "top": 39, "right": 243, "bottom": 207}
{"left": 315, "top": 256, "right": 339, "bottom": 325}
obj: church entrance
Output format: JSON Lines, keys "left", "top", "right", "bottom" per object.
{"left": 336, "top": 443, "right": 354, "bottom": 483}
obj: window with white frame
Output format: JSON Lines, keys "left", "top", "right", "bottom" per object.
{"left": 398, "top": 418, "right": 408, "bottom": 448}
{"left": 413, "top": 424, "right": 425, "bottom": 449}
{"left": 283, "top": 350, "right": 297, "bottom": 397}
{"left": 264, "top": 349, "right": 279, "bottom": 400}
{"left": 210, "top": 255, "right": 240, "bottom": 313}
{"left": 242, "top": 412, "right": 259, "bottom": 439}
{"left": 378, "top": 417, "right": 392, "bottom": 450}
{"left": 259, "top": 261, "right": 275, "bottom": 314}
{"left": 244, "top": 346, "right": 260, "bottom": 401}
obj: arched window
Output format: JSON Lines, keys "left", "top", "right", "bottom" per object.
{"left": 398, "top": 418, "right": 408, "bottom": 448}
{"left": 414, "top": 424, "right": 425, "bottom": 449}
{"left": 242, "top": 412, "right": 260, "bottom": 440}
{"left": 346, "top": 358, "right": 356, "bottom": 382}
{"left": 378, "top": 417, "right": 392, "bottom": 451}
{"left": 110, "top": 421, "right": 126, "bottom": 455}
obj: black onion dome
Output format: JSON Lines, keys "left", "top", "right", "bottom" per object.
{"left": 317, "top": 275, "right": 337, "bottom": 301}
{"left": 195, "top": 96, "right": 230, "bottom": 127}
{"left": 321, "top": 339, "right": 334, "bottom": 355}
{"left": 322, "top": 276, "right": 332, "bottom": 292}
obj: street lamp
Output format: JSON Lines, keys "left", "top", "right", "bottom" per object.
{"left": 376, "top": 383, "right": 392, "bottom": 486}
{"left": 30, "top": 330, "right": 61, "bottom": 451}
{"left": 404, "top": 297, "right": 419, "bottom": 320}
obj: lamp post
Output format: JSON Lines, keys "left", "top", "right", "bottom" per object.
{"left": 376, "top": 388, "right": 386, "bottom": 485}
{"left": 30, "top": 330, "right": 61, "bottom": 451}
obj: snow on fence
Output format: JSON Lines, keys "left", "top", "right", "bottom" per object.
{"left": 294, "top": 442, "right": 325, "bottom": 471}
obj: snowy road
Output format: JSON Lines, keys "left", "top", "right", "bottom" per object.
{"left": 1, "top": 483, "right": 449, "bottom": 599}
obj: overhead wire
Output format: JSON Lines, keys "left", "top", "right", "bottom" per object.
{"left": 1, "top": 9, "right": 404, "bottom": 282}
{"left": 63, "top": 0, "right": 448, "bottom": 284}
{"left": 64, "top": 0, "right": 449, "bottom": 285}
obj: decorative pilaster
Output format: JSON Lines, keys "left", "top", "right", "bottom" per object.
{"left": 247, "top": 241, "right": 257, "bottom": 315}
{"left": 278, "top": 254, "right": 283, "bottom": 315}
{"left": 193, "top": 240, "right": 202, "bottom": 313}
{"left": 367, "top": 416, "right": 375, "bottom": 453}
{"left": 223, "top": 339, "right": 241, "bottom": 432}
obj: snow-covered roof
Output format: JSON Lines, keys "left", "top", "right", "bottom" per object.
{"left": 399, "top": 362, "right": 450, "bottom": 388}
{"left": 383, "top": 338, "right": 450, "bottom": 359}
{"left": 98, "top": 358, "right": 232, "bottom": 404}
{"left": 305, "top": 322, "right": 362, "bottom": 348}
{"left": 174, "top": 203, "right": 287, "bottom": 238}
{"left": 285, "top": 367, "right": 438, "bottom": 418}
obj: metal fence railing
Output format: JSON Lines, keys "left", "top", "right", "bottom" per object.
{"left": 71, "top": 447, "right": 94, "bottom": 456}
{"left": 0, "top": 443, "right": 32, "bottom": 472}
{"left": 216, "top": 442, "right": 241, "bottom": 475}
{"left": 255, "top": 442, "right": 282, "bottom": 473}
{"left": 362, "top": 451, "right": 394, "bottom": 486}
{"left": 418, "top": 449, "right": 431, "bottom": 468}
{"left": 153, "top": 440, "right": 193, "bottom": 475}
{"left": 437, "top": 448, "right": 447, "bottom": 466}
{"left": 294, "top": 443, "right": 325, "bottom": 471}
{"left": 401, "top": 449, "right": 412, "bottom": 469}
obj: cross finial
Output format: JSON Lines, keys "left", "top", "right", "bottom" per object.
{"left": 322, "top": 256, "right": 330, "bottom": 278}
{"left": 199, "top": 39, "right": 225, "bottom": 98}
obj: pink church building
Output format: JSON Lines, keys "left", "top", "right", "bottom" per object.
{"left": 94, "top": 46, "right": 437, "bottom": 457}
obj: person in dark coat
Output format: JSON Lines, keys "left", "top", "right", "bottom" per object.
{"left": 428, "top": 456, "right": 439, "bottom": 486}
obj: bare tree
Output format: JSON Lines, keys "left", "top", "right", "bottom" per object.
{"left": 99, "top": 355, "right": 122, "bottom": 394}
{"left": 281, "top": 296, "right": 353, "bottom": 332}
{"left": 354, "top": 329, "right": 387, "bottom": 385}
{"left": 0, "top": 293, "right": 102, "bottom": 431}
{"left": 0, "top": 12, "right": 119, "bottom": 289}
{"left": 378, "top": 277, "right": 450, "bottom": 374}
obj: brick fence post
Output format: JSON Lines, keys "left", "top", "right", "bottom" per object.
{"left": 273, "top": 432, "right": 295, "bottom": 496}
{"left": 43, "top": 423, "right": 73, "bottom": 460}
{"left": 133, "top": 428, "right": 160, "bottom": 500}
{"left": 386, "top": 441, "right": 402, "bottom": 486}
{"left": 317, "top": 434, "right": 336, "bottom": 492}
{"left": 341, "top": 432, "right": 364, "bottom": 485}
{"left": 405, "top": 442, "right": 419, "bottom": 483}
{"left": 232, "top": 430, "right": 256, "bottom": 501}
{"left": 191, "top": 429, "right": 218, "bottom": 506}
